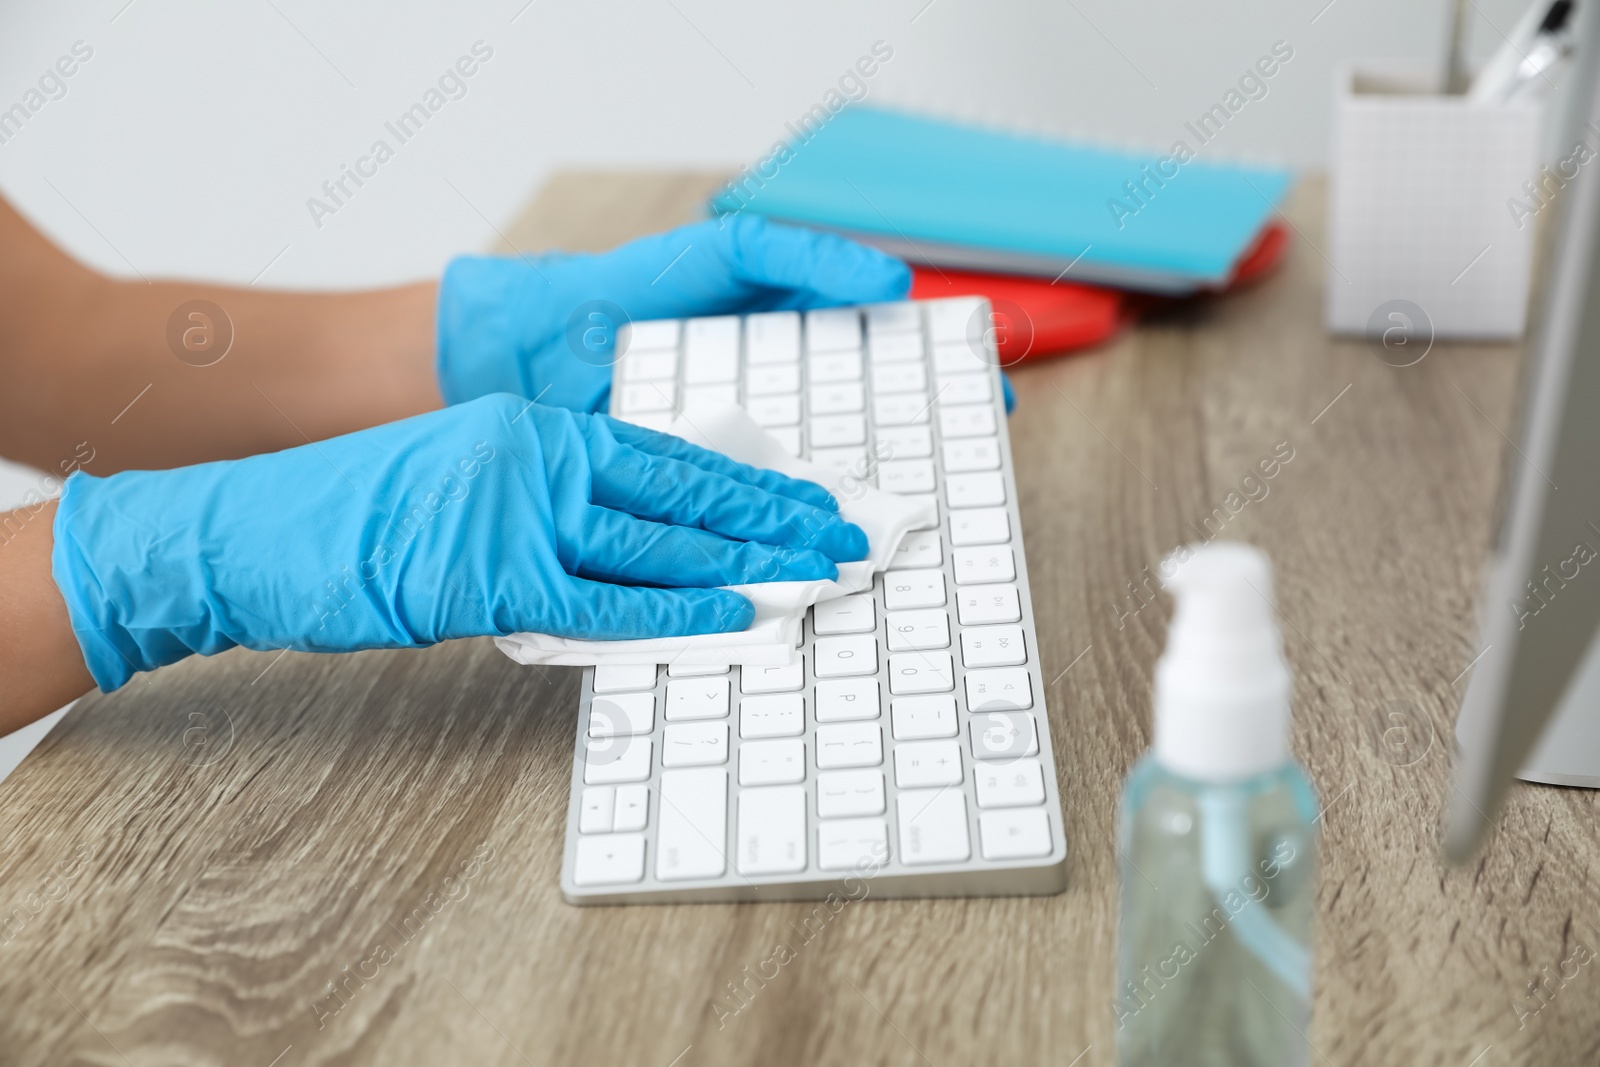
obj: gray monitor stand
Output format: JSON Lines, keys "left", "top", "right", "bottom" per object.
{"left": 1446, "top": 0, "right": 1600, "bottom": 858}
{"left": 1518, "top": 627, "right": 1600, "bottom": 788}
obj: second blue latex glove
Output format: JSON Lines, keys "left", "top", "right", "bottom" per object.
{"left": 437, "top": 215, "right": 912, "bottom": 412}
{"left": 52, "top": 395, "right": 867, "bottom": 691}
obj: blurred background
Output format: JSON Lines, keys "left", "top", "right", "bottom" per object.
{"left": 0, "top": 0, "right": 1527, "bottom": 770}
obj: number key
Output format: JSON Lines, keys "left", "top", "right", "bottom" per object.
{"left": 885, "top": 609, "right": 950, "bottom": 652}
{"left": 884, "top": 569, "right": 946, "bottom": 610}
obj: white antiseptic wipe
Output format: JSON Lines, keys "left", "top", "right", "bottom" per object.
{"left": 494, "top": 403, "right": 936, "bottom": 668}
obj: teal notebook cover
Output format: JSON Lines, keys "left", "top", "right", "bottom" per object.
{"left": 708, "top": 107, "right": 1292, "bottom": 293}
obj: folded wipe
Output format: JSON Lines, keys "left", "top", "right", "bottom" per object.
{"left": 494, "top": 404, "right": 936, "bottom": 668}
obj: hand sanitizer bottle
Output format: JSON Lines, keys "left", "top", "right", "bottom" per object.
{"left": 1114, "top": 542, "right": 1318, "bottom": 1067}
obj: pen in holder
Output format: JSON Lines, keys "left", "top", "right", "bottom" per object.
{"left": 1325, "top": 62, "right": 1545, "bottom": 342}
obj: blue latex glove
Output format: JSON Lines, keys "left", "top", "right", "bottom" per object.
{"left": 52, "top": 394, "right": 867, "bottom": 692}
{"left": 437, "top": 216, "right": 911, "bottom": 412}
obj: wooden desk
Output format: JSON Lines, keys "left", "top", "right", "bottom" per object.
{"left": 3, "top": 174, "right": 1595, "bottom": 1067}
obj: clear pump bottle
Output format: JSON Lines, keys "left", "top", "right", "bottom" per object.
{"left": 1114, "top": 543, "right": 1318, "bottom": 1067}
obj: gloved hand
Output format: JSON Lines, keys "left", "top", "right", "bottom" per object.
{"left": 52, "top": 394, "right": 867, "bottom": 691}
{"left": 436, "top": 215, "right": 911, "bottom": 412}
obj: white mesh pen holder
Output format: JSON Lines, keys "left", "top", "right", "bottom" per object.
{"left": 1326, "top": 62, "right": 1544, "bottom": 340}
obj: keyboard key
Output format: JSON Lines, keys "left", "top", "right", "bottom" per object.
{"left": 943, "top": 437, "right": 1001, "bottom": 472}
{"left": 656, "top": 769, "right": 728, "bottom": 881}
{"left": 574, "top": 833, "right": 646, "bottom": 886}
{"left": 810, "top": 382, "right": 865, "bottom": 415}
{"left": 815, "top": 723, "right": 883, "bottom": 769}
{"left": 868, "top": 332, "right": 925, "bottom": 363}
{"left": 769, "top": 426, "right": 803, "bottom": 456}
{"left": 888, "top": 652, "right": 955, "bottom": 694}
{"left": 810, "top": 446, "right": 868, "bottom": 472}
{"left": 739, "top": 693, "right": 805, "bottom": 738}
{"left": 809, "top": 413, "right": 867, "bottom": 448}
{"left": 588, "top": 692, "right": 655, "bottom": 737}
{"left": 897, "top": 789, "right": 971, "bottom": 865}
{"left": 927, "top": 296, "right": 985, "bottom": 343}
{"left": 956, "top": 583, "right": 1022, "bottom": 625}
{"left": 949, "top": 507, "right": 1011, "bottom": 546}
{"left": 684, "top": 384, "right": 739, "bottom": 409}
{"left": 816, "top": 770, "right": 885, "bottom": 818}
{"left": 891, "top": 694, "right": 959, "bottom": 740}
{"left": 813, "top": 594, "right": 876, "bottom": 635}
{"left": 662, "top": 722, "right": 729, "bottom": 767}
{"left": 814, "top": 636, "right": 879, "bottom": 679}
{"left": 620, "top": 318, "right": 681, "bottom": 352}
{"left": 737, "top": 786, "right": 807, "bottom": 875}
{"left": 939, "top": 404, "right": 997, "bottom": 439}
{"left": 895, "top": 740, "right": 964, "bottom": 787}
{"left": 818, "top": 817, "right": 889, "bottom": 871}
{"left": 885, "top": 609, "right": 950, "bottom": 652}
{"left": 947, "top": 472, "right": 1005, "bottom": 509}
{"left": 746, "top": 364, "right": 801, "bottom": 396}
{"left": 622, "top": 348, "right": 677, "bottom": 382}
{"left": 872, "top": 362, "right": 927, "bottom": 394}
{"left": 936, "top": 372, "right": 993, "bottom": 405}
{"left": 742, "top": 659, "right": 804, "bottom": 693}
{"left": 593, "top": 664, "right": 658, "bottom": 693}
{"left": 970, "top": 711, "right": 1040, "bottom": 760}
{"left": 746, "top": 394, "right": 801, "bottom": 427}
{"left": 876, "top": 425, "right": 933, "bottom": 459}
{"left": 806, "top": 307, "right": 862, "bottom": 352}
{"left": 815, "top": 679, "right": 880, "bottom": 722}
{"left": 747, "top": 311, "right": 800, "bottom": 364}
{"left": 665, "top": 677, "right": 730, "bottom": 721}
{"left": 811, "top": 350, "right": 863, "bottom": 383}
{"left": 614, "top": 784, "right": 650, "bottom": 831}
{"left": 884, "top": 569, "right": 947, "bottom": 610}
{"left": 739, "top": 739, "right": 807, "bottom": 785}
{"left": 974, "top": 758, "right": 1046, "bottom": 809}
{"left": 668, "top": 662, "right": 729, "bottom": 678}
{"left": 980, "top": 808, "right": 1053, "bottom": 860}
{"left": 933, "top": 341, "right": 990, "bottom": 376}
{"left": 583, "top": 736, "right": 653, "bottom": 784}
{"left": 579, "top": 786, "right": 615, "bottom": 833}
{"left": 874, "top": 392, "right": 931, "bottom": 426}
{"left": 966, "top": 668, "right": 1034, "bottom": 712}
{"left": 865, "top": 302, "right": 921, "bottom": 336}
{"left": 878, "top": 459, "right": 936, "bottom": 495}
{"left": 890, "top": 530, "right": 943, "bottom": 569}
{"left": 954, "top": 546, "right": 1016, "bottom": 585}
{"left": 684, "top": 316, "right": 740, "bottom": 383}
{"left": 960, "top": 625, "right": 1027, "bottom": 668}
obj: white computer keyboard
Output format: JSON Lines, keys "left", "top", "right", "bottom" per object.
{"left": 559, "top": 297, "right": 1067, "bottom": 904}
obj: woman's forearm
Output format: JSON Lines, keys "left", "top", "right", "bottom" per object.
{"left": 0, "top": 198, "right": 445, "bottom": 474}
{"left": 0, "top": 501, "right": 94, "bottom": 732}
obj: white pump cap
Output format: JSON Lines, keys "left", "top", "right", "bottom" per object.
{"left": 1152, "top": 542, "right": 1292, "bottom": 782}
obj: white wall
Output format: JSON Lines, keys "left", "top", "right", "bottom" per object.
{"left": 0, "top": 0, "right": 1526, "bottom": 777}
{"left": 0, "top": 0, "right": 1524, "bottom": 292}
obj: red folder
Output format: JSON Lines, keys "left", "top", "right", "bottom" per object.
{"left": 909, "top": 223, "right": 1290, "bottom": 363}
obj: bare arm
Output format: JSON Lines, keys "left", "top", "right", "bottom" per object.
{"left": 0, "top": 502, "right": 94, "bottom": 732}
{"left": 0, "top": 195, "right": 449, "bottom": 731}
{"left": 0, "top": 196, "right": 444, "bottom": 475}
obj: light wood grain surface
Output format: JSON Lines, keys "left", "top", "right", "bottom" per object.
{"left": 2, "top": 173, "right": 1594, "bottom": 1067}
